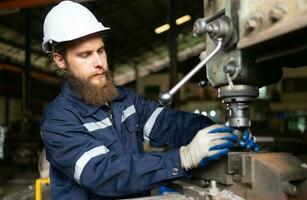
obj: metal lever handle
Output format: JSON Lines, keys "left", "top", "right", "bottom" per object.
{"left": 159, "top": 38, "right": 223, "bottom": 105}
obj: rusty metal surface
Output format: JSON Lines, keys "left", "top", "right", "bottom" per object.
{"left": 203, "top": 0, "right": 284, "bottom": 88}
{"left": 247, "top": 153, "right": 307, "bottom": 200}
{"left": 188, "top": 152, "right": 307, "bottom": 200}
{"left": 236, "top": 0, "right": 307, "bottom": 37}
{"left": 195, "top": 1, "right": 307, "bottom": 198}
{"left": 203, "top": 0, "right": 307, "bottom": 88}
{"left": 254, "top": 153, "right": 305, "bottom": 175}
{"left": 238, "top": 11, "right": 307, "bottom": 49}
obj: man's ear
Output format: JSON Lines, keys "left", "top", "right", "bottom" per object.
{"left": 53, "top": 52, "right": 66, "bottom": 69}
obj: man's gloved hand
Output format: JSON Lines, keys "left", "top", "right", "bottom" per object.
{"left": 180, "top": 124, "right": 238, "bottom": 170}
{"left": 239, "top": 129, "right": 260, "bottom": 151}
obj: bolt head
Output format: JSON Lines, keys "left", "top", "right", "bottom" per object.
{"left": 245, "top": 19, "right": 258, "bottom": 32}
{"left": 269, "top": 7, "right": 286, "bottom": 22}
{"left": 193, "top": 18, "right": 206, "bottom": 36}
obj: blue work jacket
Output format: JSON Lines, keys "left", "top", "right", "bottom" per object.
{"left": 40, "top": 81, "right": 213, "bottom": 199}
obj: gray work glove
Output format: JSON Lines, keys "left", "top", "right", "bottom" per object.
{"left": 180, "top": 124, "right": 238, "bottom": 170}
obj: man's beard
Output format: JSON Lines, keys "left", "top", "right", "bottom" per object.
{"left": 67, "top": 70, "right": 119, "bottom": 106}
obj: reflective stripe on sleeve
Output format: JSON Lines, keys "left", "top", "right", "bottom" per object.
{"left": 121, "top": 105, "right": 136, "bottom": 122}
{"left": 143, "top": 107, "right": 164, "bottom": 143}
{"left": 74, "top": 145, "right": 110, "bottom": 182}
{"left": 83, "top": 118, "right": 112, "bottom": 132}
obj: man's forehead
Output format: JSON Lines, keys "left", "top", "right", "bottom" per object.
{"left": 69, "top": 33, "right": 105, "bottom": 51}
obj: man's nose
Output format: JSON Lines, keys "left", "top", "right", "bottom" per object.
{"left": 93, "top": 53, "right": 103, "bottom": 68}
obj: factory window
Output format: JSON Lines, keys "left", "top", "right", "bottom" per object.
{"left": 282, "top": 78, "right": 307, "bottom": 92}
{"left": 258, "top": 86, "right": 269, "bottom": 100}
{"left": 287, "top": 111, "right": 307, "bottom": 134}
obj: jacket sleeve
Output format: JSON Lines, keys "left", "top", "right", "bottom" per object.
{"left": 41, "top": 106, "right": 185, "bottom": 197}
{"left": 125, "top": 89, "right": 214, "bottom": 148}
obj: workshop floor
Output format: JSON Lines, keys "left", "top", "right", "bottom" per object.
{"left": 0, "top": 168, "right": 40, "bottom": 200}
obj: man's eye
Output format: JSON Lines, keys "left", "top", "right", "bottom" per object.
{"left": 80, "top": 53, "right": 89, "bottom": 58}
{"left": 98, "top": 49, "right": 105, "bottom": 54}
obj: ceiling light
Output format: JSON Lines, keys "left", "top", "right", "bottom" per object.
{"left": 176, "top": 15, "right": 191, "bottom": 25}
{"left": 154, "top": 24, "right": 170, "bottom": 34}
{"left": 210, "top": 110, "right": 216, "bottom": 117}
{"left": 201, "top": 111, "right": 207, "bottom": 116}
{"left": 154, "top": 15, "right": 191, "bottom": 34}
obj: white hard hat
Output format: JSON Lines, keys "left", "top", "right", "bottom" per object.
{"left": 42, "top": 0, "right": 110, "bottom": 53}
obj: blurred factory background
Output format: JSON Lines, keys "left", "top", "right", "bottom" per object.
{"left": 0, "top": 0, "right": 306, "bottom": 199}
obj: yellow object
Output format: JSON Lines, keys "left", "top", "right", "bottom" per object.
{"left": 154, "top": 15, "right": 191, "bottom": 34}
{"left": 35, "top": 178, "right": 50, "bottom": 200}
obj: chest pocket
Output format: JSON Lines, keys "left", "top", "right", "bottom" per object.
{"left": 121, "top": 105, "right": 144, "bottom": 153}
{"left": 121, "top": 105, "right": 139, "bottom": 134}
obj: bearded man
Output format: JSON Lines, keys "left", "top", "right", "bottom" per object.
{"left": 40, "top": 1, "right": 258, "bottom": 199}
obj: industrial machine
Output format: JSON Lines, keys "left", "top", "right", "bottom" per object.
{"left": 158, "top": 0, "right": 307, "bottom": 199}
{"left": 2, "top": 113, "right": 42, "bottom": 167}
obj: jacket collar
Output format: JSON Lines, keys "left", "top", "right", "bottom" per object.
{"left": 61, "top": 80, "right": 126, "bottom": 117}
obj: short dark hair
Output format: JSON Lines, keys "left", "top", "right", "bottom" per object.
{"left": 52, "top": 41, "right": 70, "bottom": 57}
